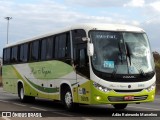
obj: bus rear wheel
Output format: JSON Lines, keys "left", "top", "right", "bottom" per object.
{"left": 112, "top": 103, "right": 128, "bottom": 110}
{"left": 62, "top": 88, "right": 79, "bottom": 111}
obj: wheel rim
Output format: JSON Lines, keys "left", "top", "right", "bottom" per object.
{"left": 65, "top": 92, "right": 72, "bottom": 108}
{"left": 20, "top": 87, "right": 24, "bottom": 100}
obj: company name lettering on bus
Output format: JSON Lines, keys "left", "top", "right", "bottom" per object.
{"left": 109, "top": 84, "right": 127, "bottom": 88}
{"left": 96, "top": 35, "right": 117, "bottom": 39}
{"left": 31, "top": 67, "right": 51, "bottom": 77}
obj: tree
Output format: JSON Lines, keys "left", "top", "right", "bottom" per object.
{"left": 153, "top": 52, "right": 160, "bottom": 93}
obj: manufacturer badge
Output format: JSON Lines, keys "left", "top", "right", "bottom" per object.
{"left": 128, "top": 85, "right": 131, "bottom": 88}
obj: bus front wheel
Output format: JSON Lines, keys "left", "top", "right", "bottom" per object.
{"left": 112, "top": 103, "right": 128, "bottom": 110}
{"left": 62, "top": 88, "right": 78, "bottom": 111}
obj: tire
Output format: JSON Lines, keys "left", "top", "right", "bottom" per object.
{"left": 18, "top": 85, "right": 35, "bottom": 102}
{"left": 113, "top": 104, "right": 128, "bottom": 110}
{"left": 62, "top": 88, "right": 79, "bottom": 111}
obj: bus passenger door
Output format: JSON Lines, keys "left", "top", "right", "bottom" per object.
{"left": 74, "top": 44, "right": 90, "bottom": 104}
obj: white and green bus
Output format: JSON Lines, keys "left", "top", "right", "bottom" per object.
{"left": 2, "top": 24, "right": 156, "bottom": 110}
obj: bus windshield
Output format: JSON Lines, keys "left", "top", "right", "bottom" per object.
{"left": 90, "top": 31, "right": 154, "bottom": 75}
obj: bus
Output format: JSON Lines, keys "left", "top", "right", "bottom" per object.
{"left": 2, "top": 23, "right": 156, "bottom": 110}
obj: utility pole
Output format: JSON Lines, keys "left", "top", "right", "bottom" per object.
{"left": 5, "top": 17, "right": 12, "bottom": 44}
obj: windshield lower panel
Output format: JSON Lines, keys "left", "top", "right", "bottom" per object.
{"left": 90, "top": 31, "right": 155, "bottom": 82}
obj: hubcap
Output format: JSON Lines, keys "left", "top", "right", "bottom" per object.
{"left": 20, "top": 88, "right": 24, "bottom": 100}
{"left": 65, "top": 92, "right": 72, "bottom": 108}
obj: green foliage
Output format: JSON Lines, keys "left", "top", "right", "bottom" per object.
{"left": 153, "top": 52, "right": 160, "bottom": 94}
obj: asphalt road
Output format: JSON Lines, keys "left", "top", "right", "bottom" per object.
{"left": 0, "top": 87, "right": 160, "bottom": 120}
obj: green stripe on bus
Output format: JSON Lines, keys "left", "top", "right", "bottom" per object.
{"left": 25, "top": 76, "right": 59, "bottom": 93}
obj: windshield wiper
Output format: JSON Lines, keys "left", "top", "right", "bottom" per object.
{"left": 112, "top": 41, "right": 124, "bottom": 78}
{"left": 112, "top": 40, "right": 128, "bottom": 77}
{"left": 112, "top": 65, "right": 118, "bottom": 78}
{"left": 125, "top": 42, "right": 131, "bottom": 66}
{"left": 139, "top": 69, "right": 146, "bottom": 77}
{"left": 118, "top": 41, "right": 122, "bottom": 64}
{"left": 125, "top": 42, "right": 147, "bottom": 77}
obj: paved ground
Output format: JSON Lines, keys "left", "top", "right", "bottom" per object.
{"left": 0, "top": 87, "right": 160, "bottom": 120}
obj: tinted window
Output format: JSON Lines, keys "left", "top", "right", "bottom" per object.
{"left": 72, "top": 29, "right": 86, "bottom": 61}
{"left": 20, "top": 44, "right": 29, "bottom": 62}
{"left": 72, "top": 29, "right": 86, "bottom": 44}
{"left": 55, "top": 36, "right": 59, "bottom": 58}
{"left": 79, "top": 49, "right": 87, "bottom": 67}
{"left": 3, "top": 48, "right": 11, "bottom": 64}
{"left": 66, "top": 33, "right": 71, "bottom": 58}
{"left": 54, "top": 32, "right": 70, "bottom": 59}
{"left": 74, "top": 45, "right": 89, "bottom": 78}
{"left": 6, "top": 48, "right": 11, "bottom": 63}
{"left": 30, "top": 40, "right": 39, "bottom": 61}
{"left": 59, "top": 34, "right": 66, "bottom": 58}
{"left": 46, "top": 37, "right": 53, "bottom": 59}
{"left": 41, "top": 39, "right": 47, "bottom": 60}
{"left": 41, "top": 37, "right": 53, "bottom": 60}
{"left": 11, "top": 46, "right": 18, "bottom": 63}
{"left": 3, "top": 49, "right": 7, "bottom": 64}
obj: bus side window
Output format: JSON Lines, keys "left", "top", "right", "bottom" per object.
{"left": 46, "top": 37, "right": 53, "bottom": 60}
{"left": 41, "top": 37, "right": 54, "bottom": 60}
{"left": 20, "top": 44, "right": 29, "bottom": 62}
{"left": 41, "top": 39, "right": 47, "bottom": 60}
{"left": 3, "top": 49, "right": 6, "bottom": 64}
{"left": 72, "top": 29, "right": 86, "bottom": 61}
{"left": 30, "top": 40, "right": 39, "bottom": 61}
{"left": 59, "top": 34, "right": 66, "bottom": 58}
{"left": 66, "top": 32, "right": 71, "bottom": 58}
{"left": 3, "top": 48, "right": 11, "bottom": 64}
{"left": 54, "top": 32, "right": 70, "bottom": 59}
{"left": 54, "top": 36, "right": 59, "bottom": 59}
{"left": 11, "top": 46, "right": 18, "bottom": 63}
{"left": 3, "top": 49, "right": 7, "bottom": 64}
{"left": 20, "top": 45, "right": 24, "bottom": 62}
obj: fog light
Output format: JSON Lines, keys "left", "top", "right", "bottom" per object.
{"left": 96, "top": 96, "right": 101, "bottom": 100}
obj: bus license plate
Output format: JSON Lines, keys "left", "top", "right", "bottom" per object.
{"left": 124, "top": 96, "right": 134, "bottom": 100}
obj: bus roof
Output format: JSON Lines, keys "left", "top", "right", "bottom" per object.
{"left": 5, "top": 23, "right": 145, "bottom": 48}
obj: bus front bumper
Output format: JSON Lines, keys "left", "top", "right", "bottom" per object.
{"left": 91, "top": 87, "right": 155, "bottom": 104}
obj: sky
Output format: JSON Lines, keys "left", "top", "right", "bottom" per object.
{"left": 0, "top": 0, "right": 160, "bottom": 57}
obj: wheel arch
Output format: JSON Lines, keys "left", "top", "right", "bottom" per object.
{"left": 17, "top": 80, "right": 24, "bottom": 97}
{"left": 60, "top": 81, "right": 72, "bottom": 101}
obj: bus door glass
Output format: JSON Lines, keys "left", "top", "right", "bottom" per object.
{"left": 72, "top": 29, "right": 90, "bottom": 103}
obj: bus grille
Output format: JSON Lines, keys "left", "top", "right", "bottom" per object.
{"left": 114, "top": 89, "right": 143, "bottom": 93}
{"left": 108, "top": 95, "right": 148, "bottom": 102}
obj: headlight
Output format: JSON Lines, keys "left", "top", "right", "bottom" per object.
{"left": 145, "top": 83, "right": 156, "bottom": 92}
{"left": 93, "top": 82, "right": 112, "bottom": 92}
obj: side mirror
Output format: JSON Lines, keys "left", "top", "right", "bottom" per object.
{"left": 82, "top": 37, "right": 90, "bottom": 42}
{"left": 87, "top": 43, "right": 94, "bottom": 56}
